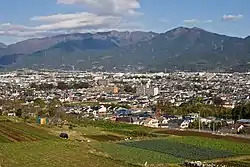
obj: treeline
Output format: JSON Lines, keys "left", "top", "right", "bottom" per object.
{"left": 30, "top": 81, "right": 91, "bottom": 90}
{"left": 156, "top": 99, "right": 250, "bottom": 121}
{"left": 232, "top": 102, "right": 250, "bottom": 122}
{"left": 156, "top": 101, "right": 230, "bottom": 119}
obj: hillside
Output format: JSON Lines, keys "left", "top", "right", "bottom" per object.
{"left": 0, "top": 42, "right": 7, "bottom": 49}
{"left": 0, "top": 31, "right": 156, "bottom": 56}
{"left": 2, "top": 117, "right": 250, "bottom": 167}
{"left": 0, "top": 27, "right": 250, "bottom": 72}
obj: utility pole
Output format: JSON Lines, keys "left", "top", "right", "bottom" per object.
{"left": 213, "top": 122, "right": 215, "bottom": 133}
{"left": 198, "top": 111, "right": 201, "bottom": 132}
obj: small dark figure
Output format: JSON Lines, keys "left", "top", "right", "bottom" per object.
{"left": 59, "top": 133, "right": 69, "bottom": 139}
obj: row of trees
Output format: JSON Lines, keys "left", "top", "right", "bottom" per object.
{"left": 156, "top": 96, "right": 230, "bottom": 118}
{"left": 156, "top": 97, "right": 250, "bottom": 121}
{"left": 232, "top": 102, "right": 250, "bottom": 122}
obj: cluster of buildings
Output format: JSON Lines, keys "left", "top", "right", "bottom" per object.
{"left": 1, "top": 69, "right": 250, "bottom": 133}
{"left": 1, "top": 70, "right": 250, "bottom": 108}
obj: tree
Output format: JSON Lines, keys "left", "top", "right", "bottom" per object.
{"left": 57, "top": 82, "right": 68, "bottom": 90}
{"left": 16, "top": 109, "right": 22, "bottom": 117}
{"left": 48, "top": 109, "right": 56, "bottom": 117}
{"left": 34, "top": 98, "right": 45, "bottom": 108}
{"left": 212, "top": 97, "right": 224, "bottom": 107}
{"left": 124, "top": 85, "right": 136, "bottom": 93}
{"left": 232, "top": 102, "right": 250, "bottom": 122}
{"left": 189, "top": 120, "right": 199, "bottom": 129}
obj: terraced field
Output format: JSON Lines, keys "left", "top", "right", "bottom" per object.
{"left": 0, "top": 121, "right": 57, "bottom": 143}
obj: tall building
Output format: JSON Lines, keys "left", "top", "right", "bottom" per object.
{"left": 136, "top": 86, "right": 159, "bottom": 96}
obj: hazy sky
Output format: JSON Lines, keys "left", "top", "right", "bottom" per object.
{"left": 0, "top": 0, "right": 248, "bottom": 44}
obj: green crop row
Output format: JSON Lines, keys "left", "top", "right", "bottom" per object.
{"left": 0, "top": 122, "right": 56, "bottom": 143}
{"left": 167, "top": 136, "right": 250, "bottom": 155}
{"left": 120, "top": 139, "right": 236, "bottom": 161}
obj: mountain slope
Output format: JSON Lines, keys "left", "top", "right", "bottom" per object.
{"left": 1, "top": 27, "right": 250, "bottom": 72}
{"left": 0, "top": 43, "right": 7, "bottom": 49}
{"left": 108, "top": 27, "right": 250, "bottom": 71}
{"left": 0, "top": 31, "right": 156, "bottom": 56}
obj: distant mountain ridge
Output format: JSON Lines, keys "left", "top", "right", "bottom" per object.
{"left": 0, "top": 27, "right": 250, "bottom": 72}
{"left": 0, "top": 31, "right": 156, "bottom": 55}
{"left": 0, "top": 43, "right": 7, "bottom": 49}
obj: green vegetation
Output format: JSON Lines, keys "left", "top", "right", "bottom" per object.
{"left": 75, "top": 119, "right": 158, "bottom": 138}
{"left": 119, "top": 139, "right": 236, "bottom": 161}
{"left": 167, "top": 136, "right": 250, "bottom": 155}
{"left": 216, "top": 159, "right": 250, "bottom": 167}
{"left": 2, "top": 117, "right": 250, "bottom": 167}
{"left": 96, "top": 142, "right": 184, "bottom": 164}
{"left": 0, "top": 122, "right": 56, "bottom": 143}
{"left": 0, "top": 141, "right": 136, "bottom": 167}
{"left": 156, "top": 98, "right": 231, "bottom": 118}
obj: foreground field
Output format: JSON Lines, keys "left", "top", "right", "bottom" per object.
{"left": 0, "top": 141, "right": 138, "bottom": 167}
{"left": 96, "top": 135, "right": 250, "bottom": 165}
{"left": 1, "top": 118, "right": 250, "bottom": 167}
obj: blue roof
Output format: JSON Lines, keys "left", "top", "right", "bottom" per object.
{"left": 238, "top": 119, "right": 250, "bottom": 123}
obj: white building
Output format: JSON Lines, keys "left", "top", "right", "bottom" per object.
{"left": 136, "top": 86, "right": 159, "bottom": 96}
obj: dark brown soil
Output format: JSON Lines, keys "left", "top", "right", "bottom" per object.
{"left": 84, "top": 134, "right": 124, "bottom": 142}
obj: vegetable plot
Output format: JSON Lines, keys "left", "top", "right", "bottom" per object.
{"left": 0, "top": 122, "right": 56, "bottom": 143}
{"left": 120, "top": 139, "right": 236, "bottom": 160}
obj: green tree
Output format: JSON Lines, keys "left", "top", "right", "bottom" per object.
{"left": 34, "top": 98, "right": 46, "bottom": 108}
{"left": 15, "top": 109, "right": 22, "bottom": 117}
{"left": 57, "top": 82, "right": 68, "bottom": 90}
{"left": 124, "top": 85, "right": 136, "bottom": 93}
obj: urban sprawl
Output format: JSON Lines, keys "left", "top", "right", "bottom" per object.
{"left": 1, "top": 70, "right": 250, "bottom": 135}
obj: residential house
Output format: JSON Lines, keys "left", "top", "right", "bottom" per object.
{"left": 143, "top": 118, "right": 159, "bottom": 128}
{"left": 7, "top": 112, "right": 16, "bottom": 117}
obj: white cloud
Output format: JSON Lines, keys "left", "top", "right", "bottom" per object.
{"left": 204, "top": 20, "right": 213, "bottom": 23}
{"left": 33, "top": 12, "right": 122, "bottom": 31}
{"left": 0, "top": 12, "right": 141, "bottom": 38}
{"left": 0, "top": 0, "right": 143, "bottom": 38}
{"left": 222, "top": 14, "right": 243, "bottom": 21}
{"left": 183, "top": 19, "right": 199, "bottom": 24}
{"left": 57, "top": 0, "right": 142, "bottom": 16}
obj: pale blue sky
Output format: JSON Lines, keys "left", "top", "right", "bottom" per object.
{"left": 0, "top": 0, "right": 248, "bottom": 44}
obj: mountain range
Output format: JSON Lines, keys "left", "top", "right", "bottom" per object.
{"left": 0, "top": 27, "right": 250, "bottom": 72}
{"left": 0, "top": 43, "right": 7, "bottom": 49}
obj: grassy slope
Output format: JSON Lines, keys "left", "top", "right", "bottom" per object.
{"left": 2, "top": 118, "right": 250, "bottom": 167}
{"left": 0, "top": 122, "right": 57, "bottom": 142}
{"left": 0, "top": 141, "right": 136, "bottom": 167}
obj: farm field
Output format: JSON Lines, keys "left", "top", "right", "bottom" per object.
{"left": 2, "top": 118, "right": 250, "bottom": 167}
{"left": 166, "top": 136, "right": 250, "bottom": 155}
{"left": 120, "top": 139, "right": 236, "bottom": 160}
{"left": 0, "top": 121, "right": 57, "bottom": 143}
{"left": 0, "top": 140, "right": 138, "bottom": 167}
{"left": 96, "top": 135, "right": 250, "bottom": 165}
